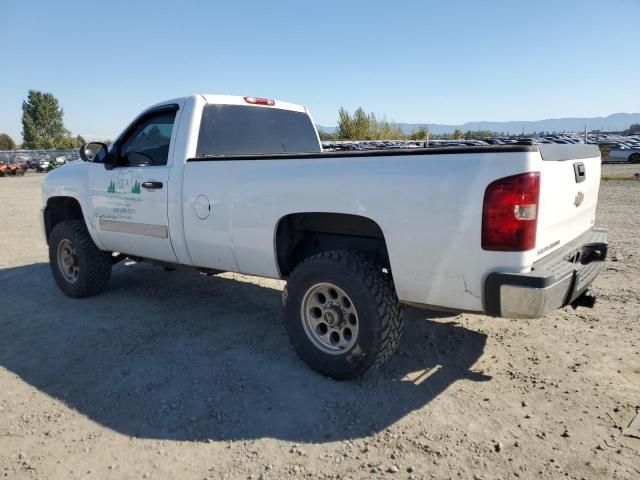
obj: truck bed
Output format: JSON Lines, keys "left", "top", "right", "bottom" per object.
{"left": 181, "top": 143, "right": 601, "bottom": 313}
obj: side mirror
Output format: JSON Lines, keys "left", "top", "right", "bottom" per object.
{"left": 79, "top": 142, "right": 109, "bottom": 163}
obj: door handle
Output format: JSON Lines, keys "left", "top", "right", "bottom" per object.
{"left": 573, "top": 162, "right": 586, "bottom": 183}
{"left": 142, "top": 181, "right": 163, "bottom": 190}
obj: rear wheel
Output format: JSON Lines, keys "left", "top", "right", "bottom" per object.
{"left": 283, "top": 251, "right": 404, "bottom": 380}
{"left": 49, "top": 220, "right": 112, "bottom": 298}
{"left": 630, "top": 153, "right": 640, "bottom": 164}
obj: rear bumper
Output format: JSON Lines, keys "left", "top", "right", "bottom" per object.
{"left": 484, "top": 228, "right": 608, "bottom": 319}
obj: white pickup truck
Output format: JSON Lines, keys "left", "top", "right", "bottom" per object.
{"left": 42, "top": 94, "right": 608, "bottom": 379}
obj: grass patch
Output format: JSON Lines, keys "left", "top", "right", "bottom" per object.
{"left": 601, "top": 175, "right": 640, "bottom": 181}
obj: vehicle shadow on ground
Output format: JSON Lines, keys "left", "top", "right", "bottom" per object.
{"left": 0, "top": 262, "right": 490, "bottom": 443}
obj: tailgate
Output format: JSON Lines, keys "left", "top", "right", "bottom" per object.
{"left": 535, "top": 144, "right": 601, "bottom": 259}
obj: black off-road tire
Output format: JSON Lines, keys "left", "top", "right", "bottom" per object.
{"left": 283, "top": 250, "right": 404, "bottom": 380}
{"left": 49, "top": 220, "right": 112, "bottom": 298}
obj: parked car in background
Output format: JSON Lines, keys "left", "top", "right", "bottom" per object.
{"left": 25, "top": 160, "right": 40, "bottom": 170}
{"left": 600, "top": 142, "right": 640, "bottom": 163}
{"left": 35, "top": 161, "right": 48, "bottom": 173}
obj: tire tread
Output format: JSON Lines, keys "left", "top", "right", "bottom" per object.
{"left": 287, "top": 250, "right": 404, "bottom": 378}
{"left": 49, "top": 220, "right": 112, "bottom": 298}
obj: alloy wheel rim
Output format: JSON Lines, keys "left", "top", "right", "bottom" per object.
{"left": 57, "top": 238, "right": 80, "bottom": 283}
{"left": 301, "top": 282, "right": 359, "bottom": 355}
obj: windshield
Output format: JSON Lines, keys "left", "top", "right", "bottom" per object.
{"left": 196, "top": 104, "right": 320, "bottom": 156}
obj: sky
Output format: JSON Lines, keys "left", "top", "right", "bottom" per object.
{"left": 1, "top": 0, "right": 639, "bottom": 141}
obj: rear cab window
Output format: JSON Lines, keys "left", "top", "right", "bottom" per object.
{"left": 196, "top": 104, "right": 321, "bottom": 157}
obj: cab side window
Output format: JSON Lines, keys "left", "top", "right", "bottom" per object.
{"left": 118, "top": 110, "right": 176, "bottom": 166}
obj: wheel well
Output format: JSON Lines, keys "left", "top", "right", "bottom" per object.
{"left": 44, "top": 197, "right": 85, "bottom": 244}
{"left": 275, "top": 212, "right": 390, "bottom": 277}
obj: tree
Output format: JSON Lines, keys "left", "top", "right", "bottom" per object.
{"left": 318, "top": 130, "right": 337, "bottom": 141}
{"left": 21, "top": 90, "right": 81, "bottom": 150}
{"left": 461, "top": 129, "right": 499, "bottom": 140}
{"left": 334, "top": 107, "right": 406, "bottom": 140}
{"left": 373, "top": 116, "right": 405, "bottom": 139}
{"left": 22, "top": 90, "right": 67, "bottom": 149}
{"left": 0, "top": 133, "right": 16, "bottom": 150}
{"left": 409, "top": 126, "right": 429, "bottom": 141}
{"left": 55, "top": 135, "right": 82, "bottom": 149}
{"left": 623, "top": 123, "right": 640, "bottom": 135}
{"left": 352, "top": 107, "right": 370, "bottom": 139}
{"left": 336, "top": 107, "right": 355, "bottom": 139}
{"left": 452, "top": 128, "right": 463, "bottom": 139}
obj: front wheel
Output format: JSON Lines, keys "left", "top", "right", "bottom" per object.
{"left": 630, "top": 153, "right": 640, "bottom": 164}
{"left": 49, "top": 220, "right": 112, "bottom": 298}
{"left": 283, "top": 251, "right": 404, "bottom": 380}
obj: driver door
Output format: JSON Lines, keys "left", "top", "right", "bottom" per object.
{"left": 91, "top": 106, "right": 179, "bottom": 263}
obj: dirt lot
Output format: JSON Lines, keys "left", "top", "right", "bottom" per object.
{"left": 1, "top": 168, "right": 639, "bottom": 480}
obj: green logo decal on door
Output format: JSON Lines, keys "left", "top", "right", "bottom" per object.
{"left": 107, "top": 173, "right": 143, "bottom": 194}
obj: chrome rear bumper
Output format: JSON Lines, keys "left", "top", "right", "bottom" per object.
{"left": 484, "top": 228, "right": 608, "bottom": 319}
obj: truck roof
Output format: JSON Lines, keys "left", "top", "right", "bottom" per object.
{"left": 201, "top": 94, "right": 308, "bottom": 113}
{"left": 143, "top": 95, "right": 308, "bottom": 114}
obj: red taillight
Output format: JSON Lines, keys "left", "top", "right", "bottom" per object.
{"left": 482, "top": 172, "right": 540, "bottom": 251}
{"left": 243, "top": 96, "right": 275, "bottom": 106}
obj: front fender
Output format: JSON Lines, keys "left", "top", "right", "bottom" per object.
{"left": 42, "top": 162, "right": 106, "bottom": 250}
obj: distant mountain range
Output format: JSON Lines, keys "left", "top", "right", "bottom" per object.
{"left": 317, "top": 112, "right": 640, "bottom": 136}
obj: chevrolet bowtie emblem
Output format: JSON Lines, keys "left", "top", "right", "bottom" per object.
{"left": 574, "top": 191, "right": 584, "bottom": 207}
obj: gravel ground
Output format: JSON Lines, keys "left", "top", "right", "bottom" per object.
{"left": 1, "top": 169, "right": 639, "bottom": 480}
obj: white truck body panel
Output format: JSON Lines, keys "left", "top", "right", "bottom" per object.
{"left": 534, "top": 147, "right": 600, "bottom": 260}
{"left": 42, "top": 160, "right": 107, "bottom": 250}
{"left": 42, "top": 94, "right": 606, "bottom": 317}
{"left": 183, "top": 153, "right": 541, "bottom": 311}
